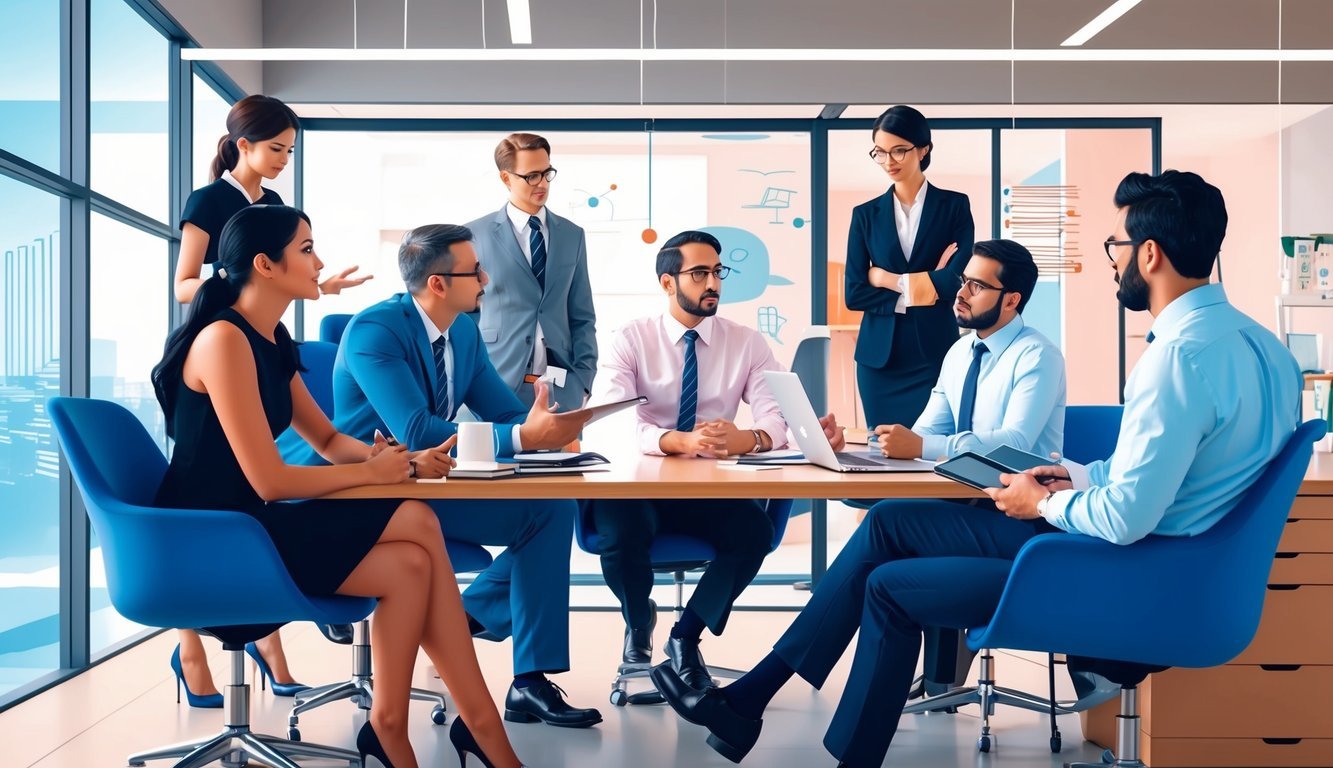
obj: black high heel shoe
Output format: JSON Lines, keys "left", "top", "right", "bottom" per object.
{"left": 356, "top": 721, "right": 395, "bottom": 768}
{"left": 451, "top": 717, "right": 524, "bottom": 768}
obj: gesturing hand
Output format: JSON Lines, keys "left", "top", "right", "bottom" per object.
{"left": 319, "top": 266, "right": 374, "bottom": 296}
{"left": 411, "top": 435, "right": 458, "bottom": 479}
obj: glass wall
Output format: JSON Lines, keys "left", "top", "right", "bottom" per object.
{"left": 0, "top": 174, "right": 63, "bottom": 696}
{"left": 0, "top": 0, "right": 62, "bottom": 173}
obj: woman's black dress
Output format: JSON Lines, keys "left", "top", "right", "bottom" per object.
{"left": 155, "top": 308, "right": 401, "bottom": 595}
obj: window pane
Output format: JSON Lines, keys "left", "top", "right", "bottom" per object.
{"left": 89, "top": 213, "right": 167, "bottom": 651}
{"left": 192, "top": 74, "right": 231, "bottom": 190}
{"left": 0, "top": 175, "right": 62, "bottom": 698}
{"left": 0, "top": 0, "right": 61, "bottom": 172}
{"left": 91, "top": 0, "right": 168, "bottom": 221}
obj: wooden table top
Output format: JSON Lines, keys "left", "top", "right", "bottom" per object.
{"left": 324, "top": 448, "right": 1333, "bottom": 500}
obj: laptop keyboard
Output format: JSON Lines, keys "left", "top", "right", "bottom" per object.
{"left": 835, "top": 452, "right": 884, "bottom": 467}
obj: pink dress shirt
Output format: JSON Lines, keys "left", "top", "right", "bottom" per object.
{"left": 593, "top": 313, "right": 789, "bottom": 456}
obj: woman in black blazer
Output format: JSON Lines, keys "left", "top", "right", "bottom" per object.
{"left": 844, "top": 105, "right": 975, "bottom": 430}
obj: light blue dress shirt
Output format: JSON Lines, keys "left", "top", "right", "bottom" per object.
{"left": 913, "top": 313, "right": 1066, "bottom": 461}
{"left": 1044, "top": 284, "right": 1302, "bottom": 545}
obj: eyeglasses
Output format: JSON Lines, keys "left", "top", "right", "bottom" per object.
{"left": 1103, "top": 237, "right": 1143, "bottom": 266}
{"left": 868, "top": 146, "right": 917, "bottom": 165}
{"left": 431, "top": 264, "right": 485, "bottom": 281}
{"left": 513, "top": 167, "right": 558, "bottom": 186}
{"left": 674, "top": 266, "right": 734, "bottom": 283}
{"left": 960, "top": 277, "right": 1004, "bottom": 297}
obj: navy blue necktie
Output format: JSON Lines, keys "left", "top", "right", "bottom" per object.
{"left": 676, "top": 329, "right": 700, "bottom": 432}
{"left": 956, "top": 341, "right": 988, "bottom": 434}
{"left": 528, "top": 215, "right": 547, "bottom": 291}
{"left": 432, "top": 336, "right": 450, "bottom": 419}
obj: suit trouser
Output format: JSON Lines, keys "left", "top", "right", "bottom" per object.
{"left": 770, "top": 499, "right": 1059, "bottom": 767}
{"left": 584, "top": 498, "right": 772, "bottom": 636}
{"left": 430, "top": 498, "right": 574, "bottom": 676}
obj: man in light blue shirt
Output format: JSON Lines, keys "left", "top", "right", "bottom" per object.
{"left": 875, "top": 239, "right": 1065, "bottom": 462}
{"left": 653, "top": 172, "right": 1301, "bottom": 768}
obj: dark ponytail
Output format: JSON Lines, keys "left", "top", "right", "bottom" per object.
{"left": 152, "top": 205, "right": 311, "bottom": 437}
{"left": 209, "top": 94, "right": 301, "bottom": 181}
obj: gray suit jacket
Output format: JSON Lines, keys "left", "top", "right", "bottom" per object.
{"left": 466, "top": 205, "right": 598, "bottom": 412}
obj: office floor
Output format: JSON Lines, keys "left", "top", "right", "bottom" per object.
{"left": 1, "top": 610, "right": 1107, "bottom": 768}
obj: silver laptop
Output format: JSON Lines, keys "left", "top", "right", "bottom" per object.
{"left": 763, "top": 371, "right": 935, "bottom": 473}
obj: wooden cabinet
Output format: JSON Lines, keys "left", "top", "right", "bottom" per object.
{"left": 1084, "top": 488, "right": 1333, "bottom": 767}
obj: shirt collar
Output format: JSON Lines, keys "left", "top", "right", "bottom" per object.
{"left": 411, "top": 295, "right": 450, "bottom": 346}
{"left": 1148, "top": 283, "right": 1227, "bottom": 344}
{"left": 973, "top": 312, "right": 1025, "bottom": 358}
{"left": 662, "top": 313, "right": 715, "bottom": 346}
{"left": 892, "top": 180, "right": 929, "bottom": 214}
{"left": 506, "top": 202, "right": 546, "bottom": 232}
{"left": 220, "top": 170, "right": 260, "bottom": 205}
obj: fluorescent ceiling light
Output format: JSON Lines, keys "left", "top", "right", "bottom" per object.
{"left": 507, "top": 0, "right": 532, "bottom": 45}
{"left": 1062, "top": 0, "right": 1144, "bottom": 47}
{"left": 180, "top": 47, "right": 1333, "bottom": 63}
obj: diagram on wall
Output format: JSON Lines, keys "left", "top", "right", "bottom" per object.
{"left": 699, "top": 225, "right": 795, "bottom": 305}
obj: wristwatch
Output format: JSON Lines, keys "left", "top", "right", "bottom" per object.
{"left": 750, "top": 429, "right": 766, "bottom": 453}
{"left": 408, "top": 460, "right": 418, "bottom": 479}
{"left": 1036, "top": 490, "right": 1054, "bottom": 518}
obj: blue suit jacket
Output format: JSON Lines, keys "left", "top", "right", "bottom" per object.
{"left": 844, "top": 185, "right": 974, "bottom": 369}
{"left": 284, "top": 293, "right": 527, "bottom": 464}
{"left": 466, "top": 206, "right": 598, "bottom": 411}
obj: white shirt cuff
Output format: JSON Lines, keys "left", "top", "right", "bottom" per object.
{"left": 1060, "top": 458, "right": 1092, "bottom": 491}
{"left": 920, "top": 434, "right": 949, "bottom": 461}
{"left": 510, "top": 424, "right": 524, "bottom": 453}
{"left": 642, "top": 427, "right": 670, "bottom": 456}
{"left": 894, "top": 274, "right": 908, "bottom": 314}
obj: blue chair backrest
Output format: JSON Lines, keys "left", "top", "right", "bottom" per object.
{"left": 297, "top": 340, "right": 339, "bottom": 417}
{"left": 1063, "top": 405, "right": 1123, "bottom": 464}
{"left": 49, "top": 397, "right": 374, "bottom": 629}
{"left": 790, "top": 335, "right": 830, "bottom": 415}
{"left": 319, "top": 314, "right": 353, "bottom": 345}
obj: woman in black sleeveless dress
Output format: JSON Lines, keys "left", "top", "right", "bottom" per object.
{"left": 152, "top": 205, "right": 523, "bottom": 768}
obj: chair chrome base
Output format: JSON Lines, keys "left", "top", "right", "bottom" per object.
{"left": 289, "top": 619, "right": 446, "bottom": 738}
{"left": 129, "top": 649, "right": 358, "bottom": 768}
{"left": 1065, "top": 685, "right": 1148, "bottom": 768}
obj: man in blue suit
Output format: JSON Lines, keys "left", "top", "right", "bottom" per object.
{"left": 285, "top": 224, "right": 602, "bottom": 728}
{"left": 467, "top": 133, "right": 597, "bottom": 412}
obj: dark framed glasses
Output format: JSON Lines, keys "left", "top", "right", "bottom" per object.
{"left": 675, "top": 266, "right": 734, "bottom": 283}
{"left": 514, "top": 167, "right": 558, "bottom": 186}
{"left": 1103, "top": 237, "right": 1143, "bottom": 266}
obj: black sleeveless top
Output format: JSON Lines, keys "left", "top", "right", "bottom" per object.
{"left": 180, "top": 179, "right": 284, "bottom": 265}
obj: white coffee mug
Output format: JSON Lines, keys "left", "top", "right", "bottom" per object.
{"left": 456, "top": 422, "right": 497, "bottom": 464}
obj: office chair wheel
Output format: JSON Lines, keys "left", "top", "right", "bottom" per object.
{"left": 431, "top": 705, "right": 447, "bottom": 725}
{"left": 287, "top": 727, "right": 300, "bottom": 741}
{"left": 1101, "top": 748, "right": 1115, "bottom": 763}
{"left": 610, "top": 689, "right": 628, "bottom": 707}
{"left": 977, "top": 735, "right": 992, "bottom": 753}
{"left": 1050, "top": 734, "right": 1062, "bottom": 753}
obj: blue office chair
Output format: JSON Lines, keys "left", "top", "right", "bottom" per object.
{"left": 319, "top": 313, "right": 353, "bottom": 345}
{"left": 284, "top": 338, "right": 494, "bottom": 738}
{"left": 967, "top": 419, "right": 1325, "bottom": 768}
{"left": 575, "top": 498, "right": 794, "bottom": 706}
{"left": 50, "top": 396, "right": 367, "bottom": 768}
{"left": 905, "top": 404, "right": 1129, "bottom": 752}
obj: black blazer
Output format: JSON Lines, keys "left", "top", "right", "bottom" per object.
{"left": 844, "top": 184, "right": 974, "bottom": 369}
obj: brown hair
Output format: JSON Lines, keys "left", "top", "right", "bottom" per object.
{"left": 210, "top": 95, "right": 301, "bottom": 182}
{"left": 493, "top": 133, "right": 552, "bottom": 172}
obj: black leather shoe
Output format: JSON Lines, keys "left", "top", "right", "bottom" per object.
{"left": 665, "top": 635, "right": 715, "bottom": 690}
{"left": 504, "top": 679, "right": 603, "bottom": 728}
{"left": 623, "top": 599, "right": 658, "bottom": 665}
{"left": 317, "top": 623, "right": 354, "bottom": 645}
{"left": 651, "top": 662, "right": 761, "bottom": 763}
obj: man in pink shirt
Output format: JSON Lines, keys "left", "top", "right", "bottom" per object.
{"left": 588, "top": 230, "right": 844, "bottom": 691}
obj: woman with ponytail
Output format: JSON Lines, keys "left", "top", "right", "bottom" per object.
{"left": 175, "top": 94, "right": 370, "bottom": 304}
{"left": 171, "top": 94, "right": 369, "bottom": 704}
{"left": 153, "top": 205, "right": 524, "bottom": 768}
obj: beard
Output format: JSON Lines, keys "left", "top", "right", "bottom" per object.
{"left": 678, "top": 289, "right": 720, "bottom": 318}
{"left": 955, "top": 299, "right": 1003, "bottom": 330}
{"left": 1115, "top": 253, "right": 1151, "bottom": 312}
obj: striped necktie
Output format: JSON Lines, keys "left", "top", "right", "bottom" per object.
{"left": 432, "top": 335, "right": 450, "bottom": 419}
{"left": 675, "top": 329, "right": 700, "bottom": 432}
{"left": 528, "top": 215, "right": 546, "bottom": 291}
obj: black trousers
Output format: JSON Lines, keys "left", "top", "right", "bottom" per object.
{"left": 584, "top": 498, "right": 772, "bottom": 635}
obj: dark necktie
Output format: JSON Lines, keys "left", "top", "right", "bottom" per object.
{"left": 675, "top": 329, "right": 700, "bottom": 432}
{"left": 528, "top": 215, "right": 546, "bottom": 291}
{"left": 432, "top": 336, "right": 450, "bottom": 419}
{"left": 956, "top": 341, "right": 988, "bottom": 434}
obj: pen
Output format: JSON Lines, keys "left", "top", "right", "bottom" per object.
{"left": 374, "top": 429, "right": 399, "bottom": 447}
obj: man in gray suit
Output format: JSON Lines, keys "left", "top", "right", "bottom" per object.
{"left": 467, "top": 133, "right": 597, "bottom": 412}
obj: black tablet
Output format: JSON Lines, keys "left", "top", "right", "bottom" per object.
{"left": 933, "top": 452, "right": 1014, "bottom": 491}
{"left": 985, "top": 444, "right": 1058, "bottom": 473}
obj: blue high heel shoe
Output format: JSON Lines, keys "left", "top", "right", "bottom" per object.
{"left": 170, "top": 644, "right": 223, "bottom": 709}
{"left": 244, "top": 641, "right": 310, "bottom": 697}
